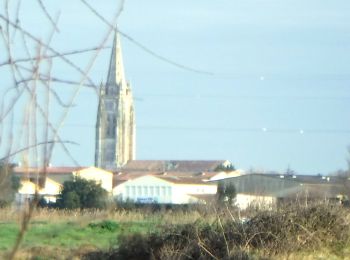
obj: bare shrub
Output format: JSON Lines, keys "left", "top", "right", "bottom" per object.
{"left": 240, "top": 204, "right": 349, "bottom": 254}
{"left": 84, "top": 204, "right": 350, "bottom": 259}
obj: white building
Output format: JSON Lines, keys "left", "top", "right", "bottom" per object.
{"left": 113, "top": 175, "right": 217, "bottom": 204}
{"left": 13, "top": 161, "right": 240, "bottom": 206}
{"left": 13, "top": 166, "right": 113, "bottom": 204}
{"left": 235, "top": 193, "right": 277, "bottom": 210}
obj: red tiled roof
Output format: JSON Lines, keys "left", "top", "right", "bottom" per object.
{"left": 13, "top": 167, "right": 86, "bottom": 174}
{"left": 157, "top": 176, "right": 216, "bottom": 185}
{"left": 113, "top": 171, "right": 217, "bottom": 186}
{"left": 121, "top": 160, "right": 228, "bottom": 172}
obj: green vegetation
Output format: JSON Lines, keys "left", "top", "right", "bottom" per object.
{"left": 215, "top": 163, "right": 236, "bottom": 172}
{"left": 217, "top": 182, "right": 237, "bottom": 205}
{"left": 88, "top": 220, "right": 119, "bottom": 232}
{"left": 0, "top": 219, "right": 154, "bottom": 258}
{"left": 0, "top": 204, "right": 349, "bottom": 259}
{"left": 56, "top": 177, "right": 108, "bottom": 209}
{"left": 87, "top": 205, "right": 350, "bottom": 260}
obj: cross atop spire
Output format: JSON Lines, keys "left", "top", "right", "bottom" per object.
{"left": 106, "top": 30, "right": 127, "bottom": 94}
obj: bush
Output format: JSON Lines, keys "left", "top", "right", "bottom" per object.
{"left": 217, "top": 182, "right": 236, "bottom": 206}
{"left": 84, "top": 204, "right": 350, "bottom": 259}
{"left": 88, "top": 220, "right": 119, "bottom": 232}
{"left": 56, "top": 177, "right": 108, "bottom": 209}
{"left": 240, "top": 205, "right": 348, "bottom": 253}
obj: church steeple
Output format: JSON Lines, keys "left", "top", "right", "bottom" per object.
{"left": 106, "top": 32, "right": 127, "bottom": 93}
{"left": 95, "top": 31, "right": 136, "bottom": 170}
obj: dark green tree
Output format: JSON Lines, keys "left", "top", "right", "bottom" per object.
{"left": 217, "top": 182, "right": 236, "bottom": 206}
{"left": 215, "top": 163, "right": 236, "bottom": 172}
{"left": 225, "top": 183, "right": 237, "bottom": 205}
{"left": 217, "top": 182, "right": 225, "bottom": 202}
{"left": 0, "top": 163, "right": 20, "bottom": 207}
{"left": 56, "top": 177, "right": 108, "bottom": 209}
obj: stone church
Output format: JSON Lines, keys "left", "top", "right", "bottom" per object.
{"left": 95, "top": 31, "right": 135, "bottom": 170}
{"left": 94, "top": 31, "right": 233, "bottom": 174}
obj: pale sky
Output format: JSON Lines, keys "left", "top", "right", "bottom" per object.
{"left": 0, "top": 0, "right": 349, "bottom": 174}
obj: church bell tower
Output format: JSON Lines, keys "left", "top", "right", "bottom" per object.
{"left": 95, "top": 31, "right": 135, "bottom": 170}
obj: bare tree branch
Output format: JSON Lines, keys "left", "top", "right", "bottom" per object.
{"left": 0, "top": 140, "right": 78, "bottom": 162}
{"left": 0, "top": 46, "right": 109, "bottom": 67}
{"left": 36, "top": 0, "right": 60, "bottom": 33}
{"left": 80, "top": 0, "right": 214, "bottom": 75}
{"left": 0, "top": 14, "right": 98, "bottom": 87}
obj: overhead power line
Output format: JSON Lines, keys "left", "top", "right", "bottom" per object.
{"left": 137, "top": 126, "right": 350, "bottom": 135}
{"left": 3, "top": 121, "right": 349, "bottom": 135}
{"left": 79, "top": 0, "right": 213, "bottom": 76}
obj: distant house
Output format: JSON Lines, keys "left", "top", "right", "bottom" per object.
{"left": 112, "top": 160, "right": 239, "bottom": 205}
{"left": 266, "top": 174, "right": 348, "bottom": 203}
{"left": 14, "top": 166, "right": 84, "bottom": 187}
{"left": 216, "top": 173, "right": 348, "bottom": 210}
{"left": 38, "top": 178, "right": 62, "bottom": 203}
{"left": 13, "top": 166, "right": 113, "bottom": 204}
{"left": 113, "top": 174, "right": 217, "bottom": 204}
{"left": 15, "top": 177, "right": 62, "bottom": 204}
{"left": 16, "top": 180, "right": 36, "bottom": 205}
{"left": 73, "top": 167, "right": 113, "bottom": 193}
{"left": 216, "top": 174, "right": 302, "bottom": 209}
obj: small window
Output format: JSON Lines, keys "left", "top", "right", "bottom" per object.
{"left": 105, "top": 101, "right": 115, "bottom": 110}
{"left": 106, "top": 115, "right": 116, "bottom": 138}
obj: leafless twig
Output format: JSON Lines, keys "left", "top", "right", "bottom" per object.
{"left": 36, "top": 0, "right": 60, "bottom": 33}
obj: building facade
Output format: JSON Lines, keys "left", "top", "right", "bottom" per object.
{"left": 95, "top": 32, "right": 135, "bottom": 170}
{"left": 113, "top": 175, "right": 217, "bottom": 204}
{"left": 14, "top": 166, "right": 114, "bottom": 205}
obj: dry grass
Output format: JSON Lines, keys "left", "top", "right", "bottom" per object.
{"left": 0, "top": 206, "right": 206, "bottom": 225}
{"left": 0, "top": 204, "right": 350, "bottom": 259}
{"left": 82, "top": 204, "right": 350, "bottom": 260}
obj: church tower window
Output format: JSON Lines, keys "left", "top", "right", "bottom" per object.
{"left": 106, "top": 115, "right": 116, "bottom": 138}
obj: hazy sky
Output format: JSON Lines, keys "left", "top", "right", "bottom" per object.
{"left": 1, "top": 0, "right": 350, "bottom": 174}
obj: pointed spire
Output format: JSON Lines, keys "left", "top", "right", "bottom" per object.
{"left": 106, "top": 30, "right": 127, "bottom": 93}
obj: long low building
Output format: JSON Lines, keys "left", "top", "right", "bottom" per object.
{"left": 113, "top": 174, "right": 218, "bottom": 204}
{"left": 112, "top": 160, "right": 240, "bottom": 204}
{"left": 215, "top": 173, "right": 349, "bottom": 209}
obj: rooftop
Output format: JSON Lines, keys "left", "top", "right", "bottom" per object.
{"left": 121, "top": 160, "right": 229, "bottom": 172}
{"left": 13, "top": 166, "right": 85, "bottom": 175}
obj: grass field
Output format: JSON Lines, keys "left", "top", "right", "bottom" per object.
{"left": 0, "top": 219, "right": 159, "bottom": 259}
{"left": 0, "top": 205, "right": 349, "bottom": 259}
{"left": 0, "top": 220, "right": 153, "bottom": 251}
{"left": 0, "top": 207, "right": 202, "bottom": 259}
